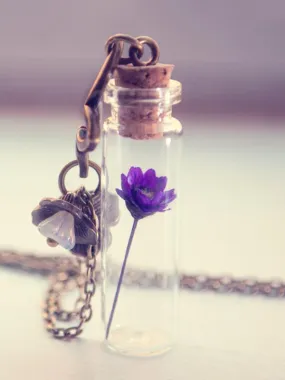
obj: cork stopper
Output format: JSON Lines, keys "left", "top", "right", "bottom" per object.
{"left": 113, "top": 63, "right": 174, "bottom": 89}
{"left": 112, "top": 63, "right": 174, "bottom": 139}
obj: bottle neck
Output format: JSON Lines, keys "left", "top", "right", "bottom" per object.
{"left": 104, "top": 79, "right": 182, "bottom": 139}
{"left": 110, "top": 103, "right": 174, "bottom": 139}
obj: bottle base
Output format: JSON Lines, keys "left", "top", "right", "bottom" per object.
{"left": 104, "top": 326, "right": 173, "bottom": 358}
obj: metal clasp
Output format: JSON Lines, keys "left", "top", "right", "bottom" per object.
{"left": 76, "top": 41, "right": 123, "bottom": 178}
{"left": 76, "top": 34, "right": 160, "bottom": 178}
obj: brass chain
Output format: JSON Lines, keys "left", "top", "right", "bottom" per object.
{"left": 0, "top": 250, "right": 79, "bottom": 276}
{"left": 2, "top": 248, "right": 285, "bottom": 339}
{"left": 2, "top": 250, "right": 285, "bottom": 298}
{"left": 41, "top": 190, "right": 99, "bottom": 340}
{"left": 42, "top": 245, "right": 97, "bottom": 339}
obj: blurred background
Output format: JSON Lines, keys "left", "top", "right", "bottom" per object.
{"left": 0, "top": 0, "right": 284, "bottom": 116}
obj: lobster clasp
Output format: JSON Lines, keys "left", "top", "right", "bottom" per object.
{"left": 76, "top": 40, "right": 123, "bottom": 178}
{"left": 76, "top": 104, "right": 101, "bottom": 178}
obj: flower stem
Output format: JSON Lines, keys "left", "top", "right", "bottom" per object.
{"left": 105, "top": 218, "right": 139, "bottom": 340}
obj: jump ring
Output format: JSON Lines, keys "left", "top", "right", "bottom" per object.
{"left": 105, "top": 34, "right": 144, "bottom": 65}
{"left": 58, "top": 160, "right": 101, "bottom": 196}
{"left": 129, "top": 36, "right": 160, "bottom": 66}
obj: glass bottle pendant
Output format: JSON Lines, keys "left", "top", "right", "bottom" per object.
{"left": 101, "top": 64, "right": 182, "bottom": 357}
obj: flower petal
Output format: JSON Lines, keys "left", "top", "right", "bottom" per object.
{"left": 157, "top": 206, "right": 171, "bottom": 212}
{"left": 160, "top": 189, "right": 177, "bottom": 206}
{"left": 117, "top": 166, "right": 176, "bottom": 219}
{"left": 127, "top": 167, "right": 143, "bottom": 186}
{"left": 155, "top": 176, "right": 167, "bottom": 192}
{"left": 121, "top": 174, "right": 130, "bottom": 194}
{"left": 125, "top": 200, "right": 153, "bottom": 219}
{"left": 116, "top": 188, "right": 128, "bottom": 201}
{"left": 133, "top": 189, "right": 152, "bottom": 210}
{"left": 151, "top": 191, "right": 164, "bottom": 206}
{"left": 142, "top": 169, "right": 157, "bottom": 190}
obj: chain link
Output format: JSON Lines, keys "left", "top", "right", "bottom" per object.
{"left": 1, "top": 249, "right": 285, "bottom": 340}
{"left": 41, "top": 186, "right": 100, "bottom": 340}
{"left": 24, "top": 186, "right": 99, "bottom": 339}
{"left": 42, "top": 245, "right": 97, "bottom": 339}
{"left": 2, "top": 250, "right": 285, "bottom": 298}
{"left": 105, "top": 34, "right": 160, "bottom": 66}
{"left": 0, "top": 250, "right": 79, "bottom": 276}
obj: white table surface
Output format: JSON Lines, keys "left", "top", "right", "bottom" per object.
{"left": 1, "top": 112, "right": 285, "bottom": 379}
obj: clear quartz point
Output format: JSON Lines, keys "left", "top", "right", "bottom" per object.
{"left": 38, "top": 210, "right": 76, "bottom": 250}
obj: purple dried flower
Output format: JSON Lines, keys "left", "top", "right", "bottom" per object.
{"left": 116, "top": 167, "right": 176, "bottom": 219}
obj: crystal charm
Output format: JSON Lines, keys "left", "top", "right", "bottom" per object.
{"left": 38, "top": 210, "right": 76, "bottom": 250}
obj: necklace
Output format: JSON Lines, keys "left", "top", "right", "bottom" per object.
{"left": 1, "top": 249, "right": 283, "bottom": 339}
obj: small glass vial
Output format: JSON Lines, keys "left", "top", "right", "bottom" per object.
{"left": 101, "top": 64, "right": 182, "bottom": 357}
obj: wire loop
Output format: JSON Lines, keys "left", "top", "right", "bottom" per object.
{"left": 58, "top": 160, "right": 101, "bottom": 196}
